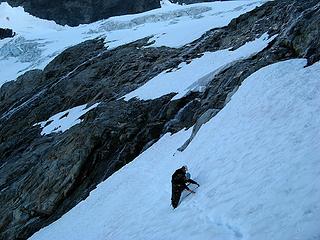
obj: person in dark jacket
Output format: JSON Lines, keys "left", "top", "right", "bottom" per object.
{"left": 171, "top": 165, "right": 199, "bottom": 208}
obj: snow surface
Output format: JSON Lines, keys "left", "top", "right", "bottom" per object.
{"left": 29, "top": 59, "right": 320, "bottom": 240}
{"left": 124, "top": 33, "right": 276, "bottom": 101}
{"left": 34, "top": 103, "right": 99, "bottom": 135}
{"left": 0, "top": 1, "right": 266, "bottom": 86}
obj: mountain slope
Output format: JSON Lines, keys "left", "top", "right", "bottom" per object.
{"left": 0, "top": 0, "right": 319, "bottom": 239}
{"left": 30, "top": 59, "right": 320, "bottom": 240}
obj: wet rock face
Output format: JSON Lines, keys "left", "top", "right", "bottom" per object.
{"left": 0, "top": 0, "right": 320, "bottom": 239}
{"left": 4, "top": 0, "right": 160, "bottom": 26}
{"left": 0, "top": 28, "right": 15, "bottom": 40}
{"left": 281, "top": 1, "right": 320, "bottom": 65}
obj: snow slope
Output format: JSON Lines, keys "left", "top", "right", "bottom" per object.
{"left": 124, "top": 33, "right": 277, "bottom": 100}
{"left": 0, "top": 1, "right": 266, "bottom": 86}
{"left": 29, "top": 59, "right": 320, "bottom": 240}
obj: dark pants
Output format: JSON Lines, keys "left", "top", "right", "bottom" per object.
{"left": 171, "top": 184, "right": 184, "bottom": 208}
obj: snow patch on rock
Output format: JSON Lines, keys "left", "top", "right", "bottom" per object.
{"left": 34, "top": 103, "right": 99, "bottom": 135}
{"left": 124, "top": 33, "right": 276, "bottom": 101}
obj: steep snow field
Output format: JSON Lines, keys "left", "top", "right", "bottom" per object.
{"left": 124, "top": 33, "right": 277, "bottom": 100}
{"left": 0, "top": 0, "right": 265, "bottom": 86}
{"left": 30, "top": 59, "right": 320, "bottom": 240}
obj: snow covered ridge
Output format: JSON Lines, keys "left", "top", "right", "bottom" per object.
{"left": 29, "top": 59, "right": 320, "bottom": 240}
{"left": 33, "top": 103, "right": 99, "bottom": 135}
{"left": 0, "top": 0, "right": 266, "bottom": 86}
{"left": 124, "top": 32, "right": 277, "bottom": 101}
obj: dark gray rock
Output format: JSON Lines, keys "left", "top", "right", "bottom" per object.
{"left": 0, "top": 70, "right": 45, "bottom": 116}
{"left": 0, "top": 0, "right": 320, "bottom": 239}
{"left": 4, "top": 0, "right": 160, "bottom": 26}
{"left": 279, "top": 1, "right": 320, "bottom": 65}
{"left": 0, "top": 28, "right": 15, "bottom": 40}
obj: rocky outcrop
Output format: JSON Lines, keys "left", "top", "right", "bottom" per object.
{"left": 0, "top": 28, "right": 15, "bottom": 40}
{"left": 3, "top": 0, "right": 160, "bottom": 26}
{"left": 0, "top": 0, "right": 319, "bottom": 239}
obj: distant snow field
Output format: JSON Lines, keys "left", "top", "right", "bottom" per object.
{"left": 29, "top": 59, "right": 320, "bottom": 240}
{"left": 0, "top": 0, "right": 266, "bottom": 86}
